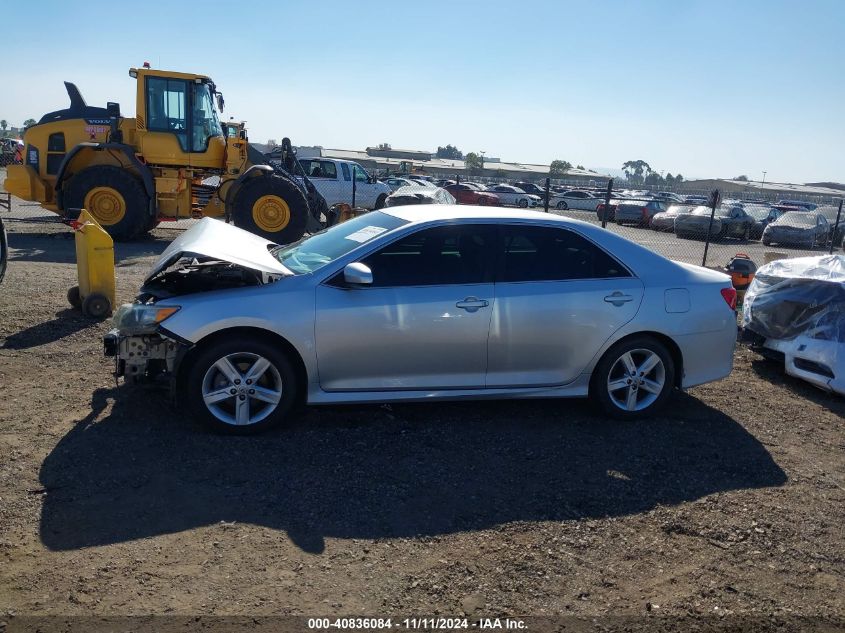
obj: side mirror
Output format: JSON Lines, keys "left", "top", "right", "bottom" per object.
{"left": 343, "top": 262, "right": 373, "bottom": 286}
{"left": 216, "top": 93, "right": 225, "bottom": 113}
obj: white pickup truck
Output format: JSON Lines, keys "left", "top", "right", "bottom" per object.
{"left": 297, "top": 158, "right": 392, "bottom": 210}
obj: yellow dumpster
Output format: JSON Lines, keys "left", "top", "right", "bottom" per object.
{"left": 67, "top": 209, "right": 115, "bottom": 318}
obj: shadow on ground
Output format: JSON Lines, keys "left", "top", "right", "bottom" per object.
{"left": 39, "top": 388, "right": 787, "bottom": 554}
{"left": 1, "top": 309, "right": 96, "bottom": 349}
{"left": 6, "top": 230, "right": 177, "bottom": 266}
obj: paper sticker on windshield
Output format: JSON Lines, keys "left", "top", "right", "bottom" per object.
{"left": 344, "top": 226, "right": 388, "bottom": 243}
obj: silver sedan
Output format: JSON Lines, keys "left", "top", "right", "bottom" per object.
{"left": 105, "top": 207, "right": 738, "bottom": 433}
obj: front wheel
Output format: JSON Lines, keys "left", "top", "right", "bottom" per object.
{"left": 591, "top": 336, "right": 675, "bottom": 420}
{"left": 374, "top": 194, "right": 387, "bottom": 210}
{"left": 518, "top": 198, "right": 529, "bottom": 208}
{"left": 556, "top": 201, "right": 568, "bottom": 210}
{"left": 185, "top": 335, "right": 299, "bottom": 435}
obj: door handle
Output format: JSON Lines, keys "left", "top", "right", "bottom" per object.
{"left": 456, "top": 296, "right": 489, "bottom": 312}
{"left": 604, "top": 291, "right": 634, "bottom": 306}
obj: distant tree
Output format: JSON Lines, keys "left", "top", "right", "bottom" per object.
{"left": 23, "top": 119, "right": 37, "bottom": 129}
{"left": 675, "top": 173, "right": 684, "bottom": 183}
{"left": 376, "top": 142, "right": 392, "bottom": 150}
{"left": 576, "top": 164, "right": 585, "bottom": 170}
{"left": 436, "top": 144, "right": 463, "bottom": 160}
{"left": 464, "top": 152, "right": 483, "bottom": 175}
{"left": 0, "top": 120, "right": 6, "bottom": 132}
{"left": 644, "top": 171, "right": 664, "bottom": 186}
{"left": 665, "top": 173, "right": 675, "bottom": 185}
{"left": 622, "top": 160, "right": 652, "bottom": 184}
{"left": 266, "top": 138, "right": 278, "bottom": 148}
{"left": 734, "top": 175, "right": 749, "bottom": 181}
{"left": 549, "top": 160, "right": 573, "bottom": 176}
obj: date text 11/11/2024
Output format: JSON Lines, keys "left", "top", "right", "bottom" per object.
{"left": 307, "top": 617, "right": 528, "bottom": 630}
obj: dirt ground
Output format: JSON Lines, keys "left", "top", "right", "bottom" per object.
{"left": 0, "top": 215, "right": 843, "bottom": 628}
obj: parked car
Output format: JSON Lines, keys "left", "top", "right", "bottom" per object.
{"left": 513, "top": 181, "right": 548, "bottom": 200}
{"left": 614, "top": 200, "right": 669, "bottom": 226}
{"left": 385, "top": 186, "right": 456, "bottom": 207}
{"left": 817, "top": 205, "right": 845, "bottom": 246}
{"left": 650, "top": 204, "right": 690, "bottom": 232}
{"left": 775, "top": 199, "right": 818, "bottom": 211}
{"left": 654, "top": 192, "right": 685, "bottom": 204}
{"left": 384, "top": 177, "right": 422, "bottom": 192}
{"left": 297, "top": 158, "right": 392, "bottom": 209}
{"left": 743, "top": 254, "right": 845, "bottom": 396}
{"left": 549, "top": 190, "right": 604, "bottom": 211}
{"left": 104, "top": 207, "right": 738, "bottom": 433}
{"left": 445, "top": 183, "right": 500, "bottom": 206}
{"left": 762, "top": 212, "right": 829, "bottom": 248}
{"left": 684, "top": 195, "right": 708, "bottom": 205}
{"left": 485, "top": 184, "right": 540, "bottom": 207}
{"left": 742, "top": 204, "right": 778, "bottom": 239}
{"left": 674, "top": 205, "right": 756, "bottom": 240}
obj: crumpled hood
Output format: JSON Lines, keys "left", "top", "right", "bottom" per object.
{"left": 145, "top": 218, "right": 292, "bottom": 284}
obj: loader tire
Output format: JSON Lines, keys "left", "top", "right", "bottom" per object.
{"left": 231, "top": 175, "right": 308, "bottom": 244}
{"left": 65, "top": 166, "right": 150, "bottom": 241}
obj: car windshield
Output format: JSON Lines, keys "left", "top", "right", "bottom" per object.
{"left": 272, "top": 212, "right": 409, "bottom": 274}
{"left": 776, "top": 212, "right": 814, "bottom": 226}
{"left": 691, "top": 206, "right": 716, "bottom": 216}
{"left": 744, "top": 205, "right": 772, "bottom": 220}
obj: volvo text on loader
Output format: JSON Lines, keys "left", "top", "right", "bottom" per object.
{"left": 4, "top": 64, "right": 326, "bottom": 242}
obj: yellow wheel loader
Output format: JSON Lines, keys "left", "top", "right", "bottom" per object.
{"left": 4, "top": 65, "right": 326, "bottom": 242}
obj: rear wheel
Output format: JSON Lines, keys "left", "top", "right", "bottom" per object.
{"left": 374, "top": 194, "right": 387, "bottom": 210}
{"left": 185, "top": 335, "right": 299, "bottom": 435}
{"left": 556, "top": 201, "right": 568, "bottom": 210}
{"left": 65, "top": 165, "right": 150, "bottom": 241}
{"left": 591, "top": 336, "right": 675, "bottom": 420}
{"left": 231, "top": 175, "right": 308, "bottom": 243}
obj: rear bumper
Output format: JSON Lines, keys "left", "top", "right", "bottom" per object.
{"left": 676, "top": 322, "right": 737, "bottom": 389}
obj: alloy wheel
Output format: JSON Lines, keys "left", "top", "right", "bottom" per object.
{"left": 606, "top": 348, "right": 666, "bottom": 412}
{"left": 201, "top": 352, "right": 283, "bottom": 426}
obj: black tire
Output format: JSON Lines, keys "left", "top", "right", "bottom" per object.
{"left": 591, "top": 335, "right": 676, "bottom": 420}
{"left": 556, "top": 201, "right": 568, "bottom": 210}
{"left": 185, "top": 335, "right": 299, "bottom": 435}
{"left": 374, "top": 194, "right": 387, "bottom": 210}
{"left": 231, "top": 175, "right": 308, "bottom": 244}
{"left": 67, "top": 285, "right": 81, "bottom": 308}
{"left": 518, "top": 198, "right": 529, "bottom": 208}
{"left": 762, "top": 237, "right": 771, "bottom": 246}
{"left": 64, "top": 165, "right": 150, "bottom": 241}
{"left": 82, "top": 292, "right": 111, "bottom": 319}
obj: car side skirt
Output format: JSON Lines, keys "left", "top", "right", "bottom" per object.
{"left": 305, "top": 374, "right": 592, "bottom": 405}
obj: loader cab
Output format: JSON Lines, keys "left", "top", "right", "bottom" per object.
{"left": 132, "top": 67, "right": 226, "bottom": 169}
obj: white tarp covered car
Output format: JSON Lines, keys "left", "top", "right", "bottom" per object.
{"left": 742, "top": 254, "right": 845, "bottom": 396}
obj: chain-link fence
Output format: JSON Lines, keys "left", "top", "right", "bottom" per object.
{"left": 3, "top": 161, "right": 843, "bottom": 274}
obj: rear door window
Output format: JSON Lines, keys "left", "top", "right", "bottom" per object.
{"left": 498, "top": 225, "right": 630, "bottom": 282}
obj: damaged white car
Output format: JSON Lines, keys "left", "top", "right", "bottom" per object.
{"left": 742, "top": 254, "right": 845, "bottom": 396}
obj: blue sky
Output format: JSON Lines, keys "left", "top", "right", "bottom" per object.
{"left": 2, "top": 0, "right": 843, "bottom": 183}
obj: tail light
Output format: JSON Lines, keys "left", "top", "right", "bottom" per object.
{"left": 720, "top": 287, "right": 737, "bottom": 311}
{"left": 641, "top": 206, "right": 649, "bottom": 218}
{"left": 598, "top": 204, "right": 605, "bottom": 211}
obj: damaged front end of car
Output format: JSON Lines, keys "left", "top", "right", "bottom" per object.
{"left": 104, "top": 218, "right": 292, "bottom": 388}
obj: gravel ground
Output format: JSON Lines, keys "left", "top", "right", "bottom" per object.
{"left": 0, "top": 211, "right": 843, "bottom": 629}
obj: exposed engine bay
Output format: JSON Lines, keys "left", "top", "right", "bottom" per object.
{"left": 139, "top": 257, "right": 281, "bottom": 300}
